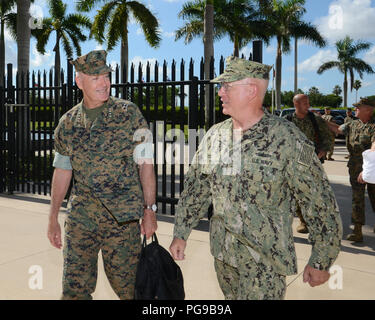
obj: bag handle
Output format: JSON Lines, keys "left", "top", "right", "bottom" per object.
{"left": 142, "top": 233, "right": 158, "bottom": 247}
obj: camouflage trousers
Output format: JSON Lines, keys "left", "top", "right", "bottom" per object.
{"left": 349, "top": 163, "right": 375, "bottom": 225}
{"left": 327, "top": 134, "right": 335, "bottom": 158}
{"left": 214, "top": 258, "right": 286, "bottom": 300}
{"left": 62, "top": 195, "right": 141, "bottom": 300}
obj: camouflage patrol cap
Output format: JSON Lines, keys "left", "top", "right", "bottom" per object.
{"left": 70, "top": 50, "right": 112, "bottom": 75}
{"left": 211, "top": 56, "right": 272, "bottom": 83}
{"left": 353, "top": 96, "right": 375, "bottom": 108}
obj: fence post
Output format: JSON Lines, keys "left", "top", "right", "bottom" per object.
{"left": 188, "top": 76, "right": 198, "bottom": 130}
{"left": 188, "top": 76, "right": 198, "bottom": 166}
{"left": 0, "top": 85, "right": 4, "bottom": 193}
{"left": 67, "top": 59, "right": 73, "bottom": 114}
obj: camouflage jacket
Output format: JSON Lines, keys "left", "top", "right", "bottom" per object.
{"left": 174, "top": 113, "right": 342, "bottom": 275}
{"left": 339, "top": 117, "right": 375, "bottom": 164}
{"left": 288, "top": 112, "right": 333, "bottom": 152}
{"left": 54, "top": 96, "right": 148, "bottom": 223}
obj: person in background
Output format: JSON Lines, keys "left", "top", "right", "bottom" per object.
{"left": 322, "top": 107, "right": 336, "bottom": 161}
{"left": 329, "top": 97, "right": 375, "bottom": 242}
{"left": 285, "top": 94, "right": 333, "bottom": 233}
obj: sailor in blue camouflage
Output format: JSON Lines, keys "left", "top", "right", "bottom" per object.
{"left": 48, "top": 50, "right": 157, "bottom": 300}
{"left": 169, "top": 56, "right": 342, "bottom": 300}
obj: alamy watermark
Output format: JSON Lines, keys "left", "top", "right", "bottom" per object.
{"left": 29, "top": 4, "right": 43, "bottom": 30}
{"left": 28, "top": 265, "right": 43, "bottom": 290}
{"left": 328, "top": 265, "right": 343, "bottom": 290}
{"left": 133, "top": 122, "right": 242, "bottom": 175}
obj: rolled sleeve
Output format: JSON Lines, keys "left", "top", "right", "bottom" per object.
{"left": 339, "top": 123, "right": 349, "bottom": 136}
{"left": 53, "top": 152, "right": 72, "bottom": 170}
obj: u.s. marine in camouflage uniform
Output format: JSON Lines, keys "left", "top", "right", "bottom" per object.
{"left": 286, "top": 94, "right": 333, "bottom": 234}
{"left": 333, "top": 97, "right": 375, "bottom": 242}
{"left": 322, "top": 107, "right": 337, "bottom": 160}
{"left": 169, "top": 56, "right": 342, "bottom": 300}
{"left": 47, "top": 50, "right": 157, "bottom": 299}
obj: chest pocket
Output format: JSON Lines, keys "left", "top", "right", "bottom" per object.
{"left": 241, "top": 160, "right": 284, "bottom": 207}
{"left": 90, "top": 127, "right": 131, "bottom": 158}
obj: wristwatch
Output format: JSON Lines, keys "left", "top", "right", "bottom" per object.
{"left": 144, "top": 203, "right": 158, "bottom": 212}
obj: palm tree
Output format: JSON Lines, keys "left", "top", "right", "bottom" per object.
{"left": 16, "top": 0, "right": 30, "bottom": 80}
{"left": 204, "top": 0, "right": 214, "bottom": 128}
{"left": 263, "top": 0, "right": 326, "bottom": 109}
{"left": 77, "top": 0, "right": 161, "bottom": 83}
{"left": 332, "top": 85, "right": 342, "bottom": 96}
{"left": 32, "top": 0, "right": 92, "bottom": 85}
{"left": 317, "top": 36, "right": 374, "bottom": 107}
{"left": 0, "top": 0, "right": 16, "bottom": 87}
{"left": 353, "top": 80, "right": 361, "bottom": 103}
{"left": 176, "top": 0, "right": 270, "bottom": 57}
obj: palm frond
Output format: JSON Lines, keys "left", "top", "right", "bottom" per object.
{"left": 48, "top": 0, "right": 66, "bottom": 21}
{"left": 317, "top": 61, "right": 341, "bottom": 74}
{"left": 90, "top": 1, "right": 117, "bottom": 43}
{"left": 127, "top": 1, "right": 161, "bottom": 48}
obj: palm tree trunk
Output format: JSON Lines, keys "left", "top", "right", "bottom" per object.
{"left": 233, "top": 35, "right": 239, "bottom": 57}
{"left": 204, "top": 1, "right": 214, "bottom": 129}
{"left": 121, "top": 37, "right": 129, "bottom": 99}
{"left": 16, "top": 0, "right": 30, "bottom": 78}
{"left": 53, "top": 33, "right": 61, "bottom": 86}
{"left": 121, "top": 35, "right": 129, "bottom": 84}
{"left": 0, "top": 19, "right": 5, "bottom": 87}
{"left": 16, "top": 0, "right": 31, "bottom": 157}
{"left": 343, "top": 71, "right": 348, "bottom": 107}
{"left": 275, "top": 37, "right": 282, "bottom": 110}
{"left": 294, "top": 37, "right": 298, "bottom": 94}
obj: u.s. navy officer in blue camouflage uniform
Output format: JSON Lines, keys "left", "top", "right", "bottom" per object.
{"left": 47, "top": 50, "right": 157, "bottom": 300}
{"left": 169, "top": 56, "right": 342, "bottom": 300}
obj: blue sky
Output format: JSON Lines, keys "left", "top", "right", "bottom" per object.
{"left": 5, "top": 0, "right": 375, "bottom": 107}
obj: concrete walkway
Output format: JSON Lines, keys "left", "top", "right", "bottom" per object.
{"left": 0, "top": 142, "right": 375, "bottom": 300}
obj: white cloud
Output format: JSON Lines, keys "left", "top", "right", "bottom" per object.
{"left": 163, "top": 31, "right": 175, "bottom": 38}
{"left": 364, "top": 46, "right": 375, "bottom": 65}
{"left": 361, "top": 80, "right": 375, "bottom": 88}
{"left": 130, "top": 56, "right": 162, "bottom": 78}
{"left": 317, "top": 0, "right": 375, "bottom": 42}
{"left": 95, "top": 44, "right": 104, "bottom": 51}
{"left": 266, "top": 46, "right": 276, "bottom": 54}
{"left": 30, "top": 46, "right": 53, "bottom": 68}
{"left": 298, "top": 49, "right": 337, "bottom": 72}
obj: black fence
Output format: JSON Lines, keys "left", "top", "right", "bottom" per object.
{"left": 0, "top": 56, "right": 228, "bottom": 215}
{"left": 0, "top": 50, "right": 261, "bottom": 215}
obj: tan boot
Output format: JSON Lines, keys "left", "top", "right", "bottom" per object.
{"left": 347, "top": 224, "right": 363, "bottom": 242}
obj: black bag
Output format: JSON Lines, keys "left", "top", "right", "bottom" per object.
{"left": 134, "top": 234, "right": 185, "bottom": 300}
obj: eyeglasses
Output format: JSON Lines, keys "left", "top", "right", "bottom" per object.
{"left": 217, "top": 83, "right": 250, "bottom": 91}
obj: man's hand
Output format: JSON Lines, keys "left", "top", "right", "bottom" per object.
{"left": 357, "top": 171, "right": 366, "bottom": 184}
{"left": 47, "top": 219, "right": 62, "bottom": 249}
{"left": 169, "top": 237, "right": 187, "bottom": 260}
{"left": 303, "top": 264, "right": 330, "bottom": 287}
{"left": 317, "top": 150, "right": 327, "bottom": 160}
{"left": 141, "top": 210, "right": 157, "bottom": 239}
